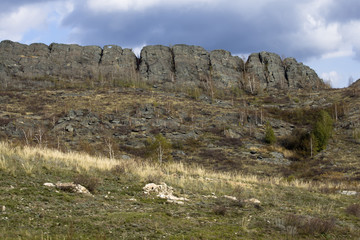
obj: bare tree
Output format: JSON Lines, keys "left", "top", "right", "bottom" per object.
{"left": 104, "top": 137, "right": 114, "bottom": 159}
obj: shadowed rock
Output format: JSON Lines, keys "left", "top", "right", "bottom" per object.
{"left": 0, "top": 40, "right": 325, "bottom": 92}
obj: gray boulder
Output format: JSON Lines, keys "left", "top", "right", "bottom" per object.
{"left": 283, "top": 57, "right": 323, "bottom": 89}
{"left": 210, "top": 49, "right": 244, "bottom": 88}
{"left": 48, "top": 43, "right": 102, "bottom": 80}
{"left": 246, "top": 52, "right": 287, "bottom": 90}
{"left": 139, "top": 45, "right": 174, "bottom": 84}
{"left": 172, "top": 44, "right": 210, "bottom": 87}
{"left": 0, "top": 40, "right": 325, "bottom": 92}
{"left": 100, "top": 45, "right": 138, "bottom": 82}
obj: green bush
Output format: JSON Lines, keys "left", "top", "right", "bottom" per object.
{"left": 313, "top": 110, "right": 333, "bottom": 151}
{"left": 146, "top": 134, "right": 172, "bottom": 163}
{"left": 264, "top": 122, "right": 276, "bottom": 144}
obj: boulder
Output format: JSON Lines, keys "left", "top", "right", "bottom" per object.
{"left": 143, "top": 182, "right": 188, "bottom": 204}
{"left": 55, "top": 182, "right": 92, "bottom": 195}
{"left": 100, "top": 45, "right": 138, "bottom": 81}
{"left": 139, "top": 45, "right": 174, "bottom": 84}
{"left": 283, "top": 57, "right": 324, "bottom": 89}
{"left": 172, "top": 44, "right": 210, "bottom": 87}
{"left": 0, "top": 40, "right": 324, "bottom": 92}
{"left": 246, "top": 52, "right": 287, "bottom": 90}
{"left": 210, "top": 49, "right": 244, "bottom": 88}
{"left": 48, "top": 43, "right": 102, "bottom": 80}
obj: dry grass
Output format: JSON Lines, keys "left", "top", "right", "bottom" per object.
{"left": 1, "top": 141, "right": 358, "bottom": 194}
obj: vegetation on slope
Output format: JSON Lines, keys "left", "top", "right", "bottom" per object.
{"left": 0, "top": 141, "right": 359, "bottom": 239}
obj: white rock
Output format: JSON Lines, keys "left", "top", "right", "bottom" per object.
{"left": 224, "top": 195, "right": 237, "bottom": 201}
{"left": 244, "top": 198, "right": 261, "bottom": 204}
{"left": 143, "top": 183, "right": 188, "bottom": 204}
{"left": 43, "top": 183, "right": 55, "bottom": 187}
{"left": 55, "top": 182, "right": 92, "bottom": 196}
{"left": 339, "top": 190, "right": 357, "bottom": 196}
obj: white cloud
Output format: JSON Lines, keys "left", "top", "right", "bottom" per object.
{"left": 340, "top": 20, "right": 360, "bottom": 51}
{"left": 0, "top": 1, "right": 74, "bottom": 42}
{"left": 87, "top": 0, "right": 218, "bottom": 12}
{"left": 0, "top": 5, "right": 48, "bottom": 41}
{"left": 321, "top": 71, "right": 342, "bottom": 87}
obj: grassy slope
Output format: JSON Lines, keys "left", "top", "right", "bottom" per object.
{"left": 0, "top": 142, "right": 359, "bottom": 239}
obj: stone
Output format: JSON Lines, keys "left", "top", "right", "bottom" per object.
{"left": 224, "top": 195, "right": 237, "bottom": 201}
{"left": 143, "top": 183, "right": 188, "bottom": 204}
{"left": 65, "top": 125, "right": 74, "bottom": 132}
{"left": 0, "top": 40, "right": 324, "bottom": 92}
{"left": 172, "top": 44, "right": 210, "bottom": 86}
{"left": 55, "top": 182, "right": 92, "bottom": 195}
{"left": 246, "top": 52, "right": 287, "bottom": 90}
{"left": 244, "top": 198, "right": 261, "bottom": 204}
{"left": 339, "top": 190, "right": 357, "bottom": 196}
{"left": 100, "top": 45, "right": 138, "bottom": 81}
{"left": 210, "top": 49, "right": 244, "bottom": 88}
{"left": 48, "top": 43, "right": 102, "bottom": 80}
{"left": 43, "top": 182, "right": 55, "bottom": 187}
{"left": 283, "top": 57, "right": 323, "bottom": 89}
{"left": 139, "top": 45, "right": 174, "bottom": 84}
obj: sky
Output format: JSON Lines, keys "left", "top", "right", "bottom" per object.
{"left": 0, "top": 0, "right": 359, "bottom": 88}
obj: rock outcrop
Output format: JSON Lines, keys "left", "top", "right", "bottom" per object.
{"left": 246, "top": 52, "right": 287, "bottom": 90}
{"left": 0, "top": 40, "right": 325, "bottom": 91}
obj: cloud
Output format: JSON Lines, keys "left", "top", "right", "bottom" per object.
{"left": 62, "top": 0, "right": 302, "bottom": 54}
{"left": 86, "top": 0, "right": 218, "bottom": 12}
{"left": 1, "top": 0, "right": 360, "bottom": 69}
{"left": 321, "top": 71, "right": 342, "bottom": 87}
{"left": 0, "top": 4, "right": 48, "bottom": 41}
{"left": 0, "top": 1, "right": 74, "bottom": 42}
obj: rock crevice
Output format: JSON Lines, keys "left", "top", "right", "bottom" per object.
{"left": 0, "top": 40, "right": 325, "bottom": 91}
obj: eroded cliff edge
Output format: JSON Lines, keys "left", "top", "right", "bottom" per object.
{"left": 0, "top": 40, "right": 325, "bottom": 91}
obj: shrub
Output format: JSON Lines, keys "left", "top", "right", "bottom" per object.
{"left": 213, "top": 205, "right": 227, "bottom": 216}
{"left": 73, "top": 174, "right": 100, "bottom": 194}
{"left": 284, "top": 214, "right": 335, "bottom": 235}
{"left": 146, "top": 134, "right": 172, "bottom": 163}
{"left": 346, "top": 204, "right": 360, "bottom": 218}
{"left": 313, "top": 110, "right": 333, "bottom": 151}
{"left": 264, "top": 122, "right": 276, "bottom": 144}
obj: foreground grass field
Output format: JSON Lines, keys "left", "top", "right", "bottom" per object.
{"left": 0, "top": 141, "right": 359, "bottom": 239}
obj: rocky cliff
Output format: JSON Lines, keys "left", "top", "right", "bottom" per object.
{"left": 0, "top": 40, "right": 324, "bottom": 91}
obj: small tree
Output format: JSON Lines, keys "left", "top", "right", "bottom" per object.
{"left": 313, "top": 110, "right": 333, "bottom": 152}
{"left": 264, "top": 122, "right": 276, "bottom": 144}
{"left": 146, "top": 134, "right": 172, "bottom": 164}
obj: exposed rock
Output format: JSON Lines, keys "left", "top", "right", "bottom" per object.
{"left": 246, "top": 52, "right": 287, "bottom": 90}
{"left": 172, "top": 44, "right": 210, "bottom": 87}
{"left": 244, "top": 198, "right": 261, "bottom": 204}
{"left": 210, "top": 49, "right": 244, "bottom": 88}
{"left": 283, "top": 57, "right": 324, "bottom": 89}
{"left": 339, "top": 190, "right": 357, "bottom": 196}
{"left": 0, "top": 40, "right": 324, "bottom": 92}
{"left": 48, "top": 43, "right": 102, "bottom": 80}
{"left": 143, "top": 182, "right": 188, "bottom": 204}
{"left": 43, "top": 182, "right": 55, "bottom": 187}
{"left": 224, "top": 195, "right": 237, "bottom": 201}
{"left": 55, "top": 182, "right": 92, "bottom": 195}
{"left": 100, "top": 45, "right": 138, "bottom": 81}
{"left": 139, "top": 45, "right": 174, "bottom": 85}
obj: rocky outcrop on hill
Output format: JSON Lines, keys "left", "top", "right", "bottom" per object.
{"left": 0, "top": 40, "right": 325, "bottom": 91}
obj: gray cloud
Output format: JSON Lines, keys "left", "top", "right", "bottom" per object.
{"left": 325, "top": 0, "right": 360, "bottom": 22}
{"left": 62, "top": 0, "right": 311, "bottom": 59}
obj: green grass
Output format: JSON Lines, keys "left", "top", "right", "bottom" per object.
{"left": 0, "top": 142, "right": 359, "bottom": 239}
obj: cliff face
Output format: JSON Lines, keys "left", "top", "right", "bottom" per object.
{"left": 0, "top": 40, "right": 325, "bottom": 91}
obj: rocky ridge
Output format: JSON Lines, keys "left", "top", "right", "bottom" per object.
{"left": 0, "top": 40, "right": 324, "bottom": 91}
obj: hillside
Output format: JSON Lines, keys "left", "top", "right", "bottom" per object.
{"left": 0, "top": 41, "right": 360, "bottom": 239}
{"left": 0, "top": 141, "right": 359, "bottom": 239}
